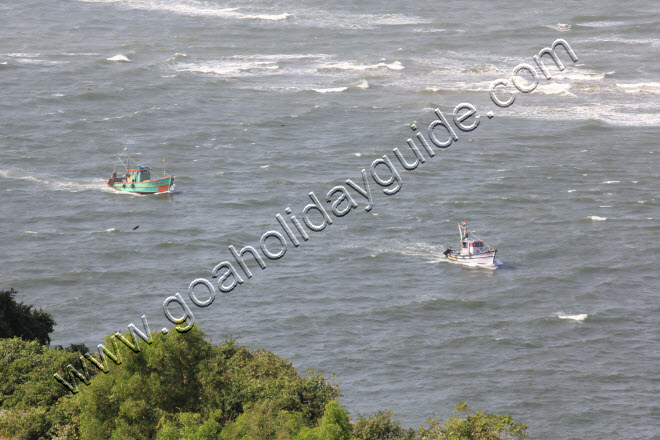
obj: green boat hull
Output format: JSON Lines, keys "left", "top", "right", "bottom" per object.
{"left": 108, "top": 176, "right": 174, "bottom": 194}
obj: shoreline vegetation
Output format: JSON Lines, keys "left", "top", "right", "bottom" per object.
{"left": 0, "top": 289, "right": 528, "bottom": 440}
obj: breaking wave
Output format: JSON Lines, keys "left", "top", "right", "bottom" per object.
{"left": 106, "top": 54, "right": 130, "bottom": 62}
{"left": 616, "top": 82, "right": 660, "bottom": 94}
{"left": 312, "top": 86, "right": 348, "bottom": 93}
{"left": 174, "top": 60, "right": 280, "bottom": 76}
{"left": 557, "top": 313, "right": 588, "bottom": 321}
{"left": 79, "top": 0, "right": 291, "bottom": 21}
{"left": 317, "top": 60, "right": 404, "bottom": 71}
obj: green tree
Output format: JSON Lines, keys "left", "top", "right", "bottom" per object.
{"left": 293, "top": 401, "right": 352, "bottom": 440}
{"left": 417, "top": 402, "right": 528, "bottom": 440}
{"left": 0, "top": 338, "right": 83, "bottom": 439}
{"left": 63, "top": 326, "right": 339, "bottom": 439}
{"left": 352, "top": 409, "right": 416, "bottom": 440}
{"left": 218, "top": 399, "right": 305, "bottom": 440}
{"left": 0, "top": 288, "right": 55, "bottom": 345}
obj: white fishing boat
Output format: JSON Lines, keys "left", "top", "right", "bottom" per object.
{"left": 443, "top": 221, "right": 497, "bottom": 265}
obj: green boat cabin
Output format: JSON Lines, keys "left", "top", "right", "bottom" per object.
{"left": 127, "top": 166, "right": 151, "bottom": 183}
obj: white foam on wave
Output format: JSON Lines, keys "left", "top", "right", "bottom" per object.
{"left": 599, "top": 112, "right": 660, "bottom": 127}
{"left": 8, "top": 57, "right": 62, "bottom": 66}
{"left": 171, "top": 54, "right": 392, "bottom": 86}
{"left": 534, "top": 82, "right": 575, "bottom": 96}
{"left": 106, "top": 54, "right": 130, "bottom": 62}
{"left": 80, "top": 0, "right": 290, "bottom": 21}
{"left": 602, "top": 180, "right": 620, "bottom": 184}
{"left": 578, "top": 20, "right": 624, "bottom": 27}
{"left": 556, "top": 71, "right": 612, "bottom": 81}
{"left": 7, "top": 53, "right": 40, "bottom": 57}
{"left": 318, "top": 60, "right": 404, "bottom": 72}
{"left": 464, "top": 63, "right": 502, "bottom": 74}
{"left": 185, "top": 53, "right": 330, "bottom": 77}
{"left": 358, "top": 13, "right": 426, "bottom": 26}
{"left": 243, "top": 53, "right": 331, "bottom": 62}
{"left": 104, "top": 228, "right": 117, "bottom": 232}
{"left": 616, "top": 82, "right": 660, "bottom": 94}
{"left": 299, "top": 11, "right": 429, "bottom": 29}
{"left": 166, "top": 53, "right": 187, "bottom": 62}
{"left": 598, "top": 36, "right": 660, "bottom": 47}
{"left": 544, "top": 23, "right": 572, "bottom": 32}
{"left": 312, "top": 86, "right": 348, "bottom": 93}
{"left": 175, "top": 59, "right": 279, "bottom": 76}
{"left": 513, "top": 103, "right": 660, "bottom": 127}
{"left": 586, "top": 215, "right": 607, "bottom": 221}
{"left": 79, "top": 0, "right": 428, "bottom": 28}
{"left": 557, "top": 313, "right": 588, "bottom": 321}
{"left": 424, "top": 80, "right": 492, "bottom": 93}
{"left": 60, "top": 52, "right": 101, "bottom": 56}
{"left": 413, "top": 28, "right": 447, "bottom": 33}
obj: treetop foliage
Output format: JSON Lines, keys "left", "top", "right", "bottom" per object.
{"left": 0, "top": 288, "right": 55, "bottom": 345}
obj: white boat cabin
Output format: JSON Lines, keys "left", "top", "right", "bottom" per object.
{"left": 460, "top": 238, "right": 485, "bottom": 255}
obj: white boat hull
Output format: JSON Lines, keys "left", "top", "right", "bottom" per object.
{"left": 446, "top": 250, "right": 496, "bottom": 265}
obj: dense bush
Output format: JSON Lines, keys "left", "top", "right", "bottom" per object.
{"left": 417, "top": 402, "right": 528, "bottom": 440}
{"left": 1, "top": 325, "right": 341, "bottom": 439}
{"left": 0, "top": 338, "right": 84, "bottom": 439}
{"left": 352, "top": 410, "right": 416, "bottom": 440}
{"left": 0, "top": 289, "right": 55, "bottom": 345}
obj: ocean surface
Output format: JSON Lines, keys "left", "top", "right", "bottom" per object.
{"left": 1, "top": 0, "right": 659, "bottom": 438}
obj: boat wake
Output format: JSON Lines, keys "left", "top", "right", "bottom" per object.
{"left": 0, "top": 169, "right": 113, "bottom": 193}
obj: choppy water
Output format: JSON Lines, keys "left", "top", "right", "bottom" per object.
{"left": 1, "top": 0, "right": 659, "bottom": 438}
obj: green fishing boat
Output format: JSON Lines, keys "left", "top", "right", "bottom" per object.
{"left": 105, "top": 149, "right": 175, "bottom": 194}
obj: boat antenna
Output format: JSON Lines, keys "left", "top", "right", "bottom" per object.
{"left": 162, "top": 157, "right": 166, "bottom": 177}
{"left": 459, "top": 220, "right": 468, "bottom": 240}
{"left": 114, "top": 146, "right": 129, "bottom": 170}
